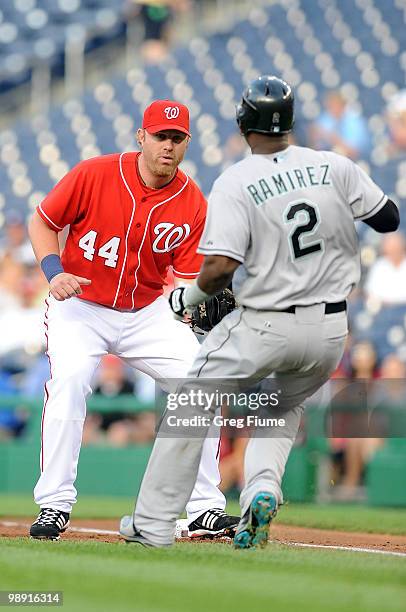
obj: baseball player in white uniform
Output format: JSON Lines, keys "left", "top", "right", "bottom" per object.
{"left": 28, "top": 99, "right": 239, "bottom": 540}
{"left": 119, "top": 76, "right": 399, "bottom": 548}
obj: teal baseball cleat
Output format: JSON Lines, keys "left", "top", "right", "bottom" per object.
{"left": 233, "top": 492, "right": 278, "bottom": 549}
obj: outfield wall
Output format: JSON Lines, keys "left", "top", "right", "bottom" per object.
{"left": 0, "top": 395, "right": 405, "bottom": 506}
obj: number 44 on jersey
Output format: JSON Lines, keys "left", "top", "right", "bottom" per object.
{"left": 78, "top": 230, "right": 121, "bottom": 268}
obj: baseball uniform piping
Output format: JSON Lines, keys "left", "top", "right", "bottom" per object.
{"left": 197, "top": 247, "right": 245, "bottom": 263}
{"left": 41, "top": 297, "right": 52, "bottom": 472}
{"left": 355, "top": 194, "right": 388, "bottom": 220}
{"left": 172, "top": 268, "right": 200, "bottom": 277}
{"left": 196, "top": 309, "right": 244, "bottom": 378}
{"left": 130, "top": 177, "right": 189, "bottom": 309}
{"left": 38, "top": 204, "right": 64, "bottom": 231}
{"left": 114, "top": 153, "right": 137, "bottom": 308}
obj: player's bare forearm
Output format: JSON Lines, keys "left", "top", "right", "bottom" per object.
{"left": 28, "top": 211, "right": 60, "bottom": 262}
{"left": 28, "top": 211, "right": 91, "bottom": 300}
{"left": 168, "top": 255, "right": 238, "bottom": 321}
{"left": 197, "top": 255, "right": 240, "bottom": 295}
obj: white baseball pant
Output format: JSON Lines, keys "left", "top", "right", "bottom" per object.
{"left": 34, "top": 294, "right": 225, "bottom": 521}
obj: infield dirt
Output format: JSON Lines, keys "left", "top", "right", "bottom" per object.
{"left": 1, "top": 518, "right": 406, "bottom": 553}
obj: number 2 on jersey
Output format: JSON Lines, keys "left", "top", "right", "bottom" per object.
{"left": 284, "top": 200, "right": 324, "bottom": 261}
{"left": 78, "top": 230, "right": 120, "bottom": 268}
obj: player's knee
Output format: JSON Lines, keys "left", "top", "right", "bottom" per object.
{"left": 46, "top": 366, "right": 93, "bottom": 396}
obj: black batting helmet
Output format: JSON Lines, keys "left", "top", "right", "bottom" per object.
{"left": 236, "top": 75, "right": 294, "bottom": 136}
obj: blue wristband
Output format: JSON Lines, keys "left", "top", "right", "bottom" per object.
{"left": 40, "top": 254, "right": 64, "bottom": 283}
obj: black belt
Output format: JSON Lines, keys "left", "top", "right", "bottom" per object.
{"left": 102, "top": 304, "right": 146, "bottom": 313}
{"left": 281, "top": 301, "right": 347, "bottom": 315}
{"left": 116, "top": 307, "right": 145, "bottom": 313}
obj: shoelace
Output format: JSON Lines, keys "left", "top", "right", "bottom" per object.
{"left": 209, "top": 509, "right": 228, "bottom": 517}
{"left": 36, "top": 508, "right": 65, "bottom": 526}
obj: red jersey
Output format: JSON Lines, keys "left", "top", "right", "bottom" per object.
{"left": 37, "top": 152, "right": 206, "bottom": 309}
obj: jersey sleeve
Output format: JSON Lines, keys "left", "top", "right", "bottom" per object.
{"left": 171, "top": 195, "right": 206, "bottom": 278}
{"left": 36, "top": 163, "right": 87, "bottom": 231}
{"left": 197, "top": 185, "right": 250, "bottom": 263}
{"left": 344, "top": 158, "right": 388, "bottom": 221}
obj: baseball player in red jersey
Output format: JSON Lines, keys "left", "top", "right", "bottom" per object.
{"left": 28, "top": 99, "right": 239, "bottom": 540}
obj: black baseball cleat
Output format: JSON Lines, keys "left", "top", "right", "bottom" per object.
{"left": 188, "top": 509, "right": 240, "bottom": 539}
{"left": 30, "top": 508, "right": 70, "bottom": 541}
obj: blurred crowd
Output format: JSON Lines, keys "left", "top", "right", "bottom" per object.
{"left": 126, "top": 0, "right": 192, "bottom": 65}
{"left": 0, "top": 77, "right": 405, "bottom": 502}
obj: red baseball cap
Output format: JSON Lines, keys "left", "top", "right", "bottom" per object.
{"left": 142, "top": 99, "right": 191, "bottom": 137}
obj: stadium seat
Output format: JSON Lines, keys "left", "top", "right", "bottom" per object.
{"left": 0, "top": 0, "right": 404, "bottom": 288}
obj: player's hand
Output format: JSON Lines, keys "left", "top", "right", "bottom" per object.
{"left": 168, "top": 287, "right": 191, "bottom": 320}
{"left": 50, "top": 273, "right": 91, "bottom": 301}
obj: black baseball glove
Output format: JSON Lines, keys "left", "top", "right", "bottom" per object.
{"left": 189, "top": 288, "right": 237, "bottom": 333}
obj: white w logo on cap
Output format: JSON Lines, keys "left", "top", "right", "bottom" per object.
{"left": 164, "top": 106, "right": 180, "bottom": 119}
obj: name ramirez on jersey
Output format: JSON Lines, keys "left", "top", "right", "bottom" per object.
{"left": 198, "top": 145, "right": 388, "bottom": 311}
{"left": 246, "top": 162, "right": 331, "bottom": 206}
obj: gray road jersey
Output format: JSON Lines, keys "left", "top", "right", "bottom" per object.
{"left": 198, "top": 145, "right": 388, "bottom": 310}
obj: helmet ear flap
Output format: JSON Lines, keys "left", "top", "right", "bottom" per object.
{"left": 236, "top": 103, "right": 244, "bottom": 129}
{"left": 235, "top": 101, "right": 259, "bottom": 136}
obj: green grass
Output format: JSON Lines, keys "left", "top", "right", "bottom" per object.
{"left": 0, "top": 538, "right": 405, "bottom": 612}
{"left": 1, "top": 494, "right": 406, "bottom": 612}
{"left": 0, "top": 493, "right": 135, "bottom": 520}
{"left": 278, "top": 501, "right": 406, "bottom": 535}
{"left": 1, "top": 494, "right": 405, "bottom": 534}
